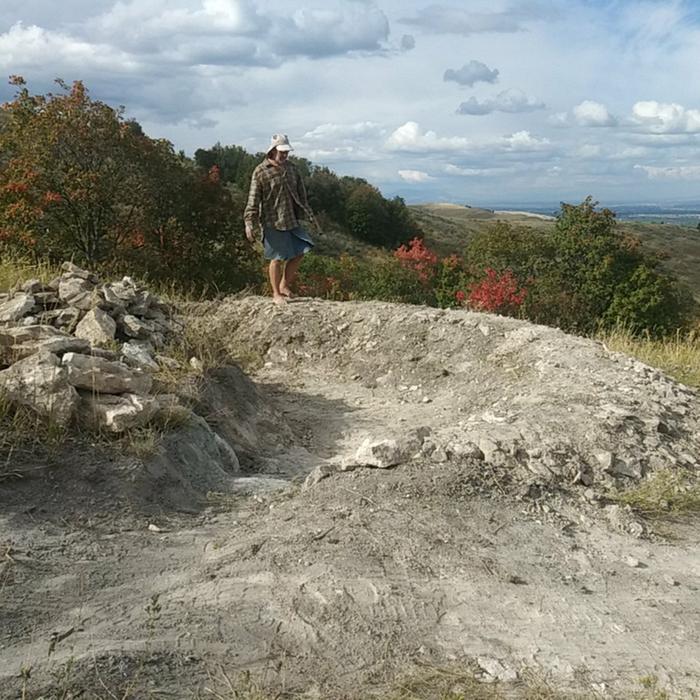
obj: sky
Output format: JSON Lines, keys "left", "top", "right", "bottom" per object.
{"left": 1, "top": 0, "right": 700, "bottom": 206}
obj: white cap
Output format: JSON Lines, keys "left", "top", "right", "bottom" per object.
{"left": 267, "top": 133, "right": 293, "bottom": 154}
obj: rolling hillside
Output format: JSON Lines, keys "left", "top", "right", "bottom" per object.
{"left": 411, "top": 203, "right": 700, "bottom": 301}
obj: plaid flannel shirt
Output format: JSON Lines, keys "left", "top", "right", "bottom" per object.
{"left": 244, "top": 159, "right": 310, "bottom": 232}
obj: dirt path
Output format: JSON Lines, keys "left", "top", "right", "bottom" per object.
{"left": 1, "top": 297, "right": 699, "bottom": 699}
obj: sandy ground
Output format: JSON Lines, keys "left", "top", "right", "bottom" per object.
{"left": 1, "top": 298, "right": 699, "bottom": 699}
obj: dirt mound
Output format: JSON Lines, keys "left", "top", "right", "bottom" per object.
{"left": 2, "top": 296, "right": 699, "bottom": 699}
{"left": 204, "top": 297, "right": 699, "bottom": 494}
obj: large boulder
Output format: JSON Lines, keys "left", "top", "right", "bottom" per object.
{"left": 57, "top": 277, "right": 96, "bottom": 310}
{"left": 0, "top": 293, "right": 34, "bottom": 323}
{"left": 120, "top": 314, "right": 155, "bottom": 339}
{"left": 121, "top": 340, "right": 159, "bottom": 372}
{"left": 74, "top": 308, "right": 117, "bottom": 347}
{"left": 0, "top": 351, "right": 79, "bottom": 426}
{"left": 79, "top": 392, "right": 159, "bottom": 432}
{"left": 0, "top": 325, "right": 90, "bottom": 363}
{"left": 62, "top": 352, "right": 152, "bottom": 394}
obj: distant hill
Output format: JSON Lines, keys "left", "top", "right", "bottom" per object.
{"left": 411, "top": 203, "right": 700, "bottom": 301}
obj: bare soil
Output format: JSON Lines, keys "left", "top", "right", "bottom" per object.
{"left": 1, "top": 297, "right": 699, "bottom": 699}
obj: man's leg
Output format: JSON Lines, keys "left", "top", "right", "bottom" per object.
{"left": 268, "top": 259, "right": 287, "bottom": 304}
{"left": 280, "top": 254, "right": 304, "bottom": 297}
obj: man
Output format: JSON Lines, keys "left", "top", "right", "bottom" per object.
{"left": 244, "top": 134, "right": 315, "bottom": 304}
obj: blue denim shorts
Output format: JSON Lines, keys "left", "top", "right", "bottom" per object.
{"left": 263, "top": 226, "right": 314, "bottom": 261}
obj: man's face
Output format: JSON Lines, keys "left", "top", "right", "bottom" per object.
{"left": 273, "top": 148, "right": 289, "bottom": 164}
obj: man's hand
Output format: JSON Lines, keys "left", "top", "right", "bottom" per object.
{"left": 245, "top": 223, "right": 256, "bottom": 243}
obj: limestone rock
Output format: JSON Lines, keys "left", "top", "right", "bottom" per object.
{"left": 121, "top": 340, "right": 159, "bottom": 372}
{"left": 354, "top": 428, "right": 430, "bottom": 468}
{"left": 79, "top": 392, "right": 159, "bottom": 433}
{"left": 105, "top": 277, "right": 138, "bottom": 304}
{"left": 449, "top": 441, "right": 485, "bottom": 461}
{"left": 0, "top": 293, "right": 34, "bottom": 323}
{"left": 0, "top": 351, "right": 79, "bottom": 426}
{"left": 21, "top": 279, "right": 45, "bottom": 294}
{"left": 58, "top": 277, "right": 96, "bottom": 310}
{"left": 40, "top": 307, "right": 82, "bottom": 330}
{"left": 120, "top": 314, "right": 154, "bottom": 339}
{"left": 303, "top": 463, "right": 339, "bottom": 489}
{"left": 61, "top": 262, "right": 96, "bottom": 281}
{"left": 74, "top": 308, "right": 117, "bottom": 347}
{"left": 62, "top": 352, "right": 152, "bottom": 394}
{"left": 0, "top": 325, "right": 90, "bottom": 362}
{"left": 33, "top": 291, "right": 61, "bottom": 308}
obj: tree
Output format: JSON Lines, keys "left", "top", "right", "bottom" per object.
{"left": 0, "top": 78, "right": 259, "bottom": 292}
{"left": 463, "top": 198, "right": 693, "bottom": 334}
{"left": 0, "top": 77, "right": 149, "bottom": 262}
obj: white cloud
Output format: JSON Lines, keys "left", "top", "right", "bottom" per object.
{"left": 385, "top": 122, "right": 551, "bottom": 157}
{"left": 500, "top": 130, "right": 551, "bottom": 152}
{"left": 399, "top": 4, "right": 549, "bottom": 35}
{"left": 575, "top": 143, "right": 602, "bottom": 158}
{"left": 385, "top": 121, "right": 470, "bottom": 153}
{"left": 572, "top": 100, "right": 617, "bottom": 127}
{"left": 632, "top": 100, "right": 700, "bottom": 134}
{"left": 457, "top": 89, "right": 545, "bottom": 115}
{"left": 302, "top": 122, "right": 384, "bottom": 141}
{"left": 547, "top": 112, "right": 570, "bottom": 127}
{"left": 444, "top": 164, "right": 513, "bottom": 176}
{"left": 0, "top": 22, "right": 140, "bottom": 72}
{"left": 444, "top": 60, "right": 498, "bottom": 87}
{"left": 634, "top": 164, "right": 700, "bottom": 180}
{"left": 398, "top": 169, "right": 434, "bottom": 182}
{"left": 444, "top": 164, "right": 487, "bottom": 176}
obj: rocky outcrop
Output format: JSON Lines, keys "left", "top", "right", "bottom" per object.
{"left": 0, "top": 262, "right": 186, "bottom": 433}
{"left": 205, "top": 297, "right": 700, "bottom": 495}
{"left": 0, "top": 351, "right": 79, "bottom": 426}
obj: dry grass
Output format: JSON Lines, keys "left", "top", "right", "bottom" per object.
{"left": 0, "top": 390, "right": 67, "bottom": 479}
{"left": 597, "top": 326, "right": 700, "bottom": 388}
{"left": 0, "top": 256, "right": 63, "bottom": 292}
{"left": 197, "top": 664, "right": 675, "bottom": 700}
{"left": 611, "top": 468, "right": 700, "bottom": 519}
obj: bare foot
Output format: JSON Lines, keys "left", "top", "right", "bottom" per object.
{"left": 279, "top": 286, "right": 294, "bottom": 298}
{"left": 272, "top": 294, "right": 288, "bottom": 305}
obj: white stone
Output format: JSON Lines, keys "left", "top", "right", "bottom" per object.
{"left": 120, "top": 314, "right": 154, "bottom": 339}
{"left": 58, "top": 277, "right": 95, "bottom": 310}
{"left": 121, "top": 341, "right": 159, "bottom": 372}
{"left": 74, "top": 308, "right": 117, "bottom": 347}
{"left": 0, "top": 293, "right": 34, "bottom": 322}
{"left": 80, "top": 392, "right": 159, "bottom": 432}
{"left": 0, "top": 351, "right": 79, "bottom": 426}
{"left": 0, "top": 325, "right": 90, "bottom": 362}
{"left": 62, "top": 352, "right": 152, "bottom": 394}
{"left": 354, "top": 428, "right": 429, "bottom": 468}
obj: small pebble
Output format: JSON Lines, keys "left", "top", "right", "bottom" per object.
{"left": 625, "top": 555, "right": 641, "bottom": 568}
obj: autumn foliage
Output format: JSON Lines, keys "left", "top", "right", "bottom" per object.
{"left": 0, "top": 77, "right": 258, "bottom": 291}
{"left": 465, "top": 268, "right": 528, "bottom": 315}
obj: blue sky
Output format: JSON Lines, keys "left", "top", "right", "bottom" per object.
{"left": 1, "top": 0, "right": 700, "bottom": 205}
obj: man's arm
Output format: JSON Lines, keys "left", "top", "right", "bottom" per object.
{"left": 243, "top": 170, "right": 261, "bottom": 240}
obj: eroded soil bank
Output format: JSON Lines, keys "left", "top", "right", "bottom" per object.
{"left": 1, "top": 297, "right": 699, "bottom": 699}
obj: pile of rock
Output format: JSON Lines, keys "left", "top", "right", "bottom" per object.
{"left": 0, "top": 262, "right": 189, "bottom": 432}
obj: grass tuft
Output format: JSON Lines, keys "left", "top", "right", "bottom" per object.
{"left": 611, "top": 468, "right": 700, "bottom": 519}
{"left": 0, "top": 255, "right": 63, "bottom": 293}
{"left": 597, "top": 326, "right": 700, "bottom": 388}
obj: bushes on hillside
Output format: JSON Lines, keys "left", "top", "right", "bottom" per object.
{"left": 463, "top": 197, "right": 692, "bottom": 335}
{"left": 0, "top": 78, "right": 259, "bottom": 293}
{"left": 298, "top": 199, "right": 693, "bottom": 336}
